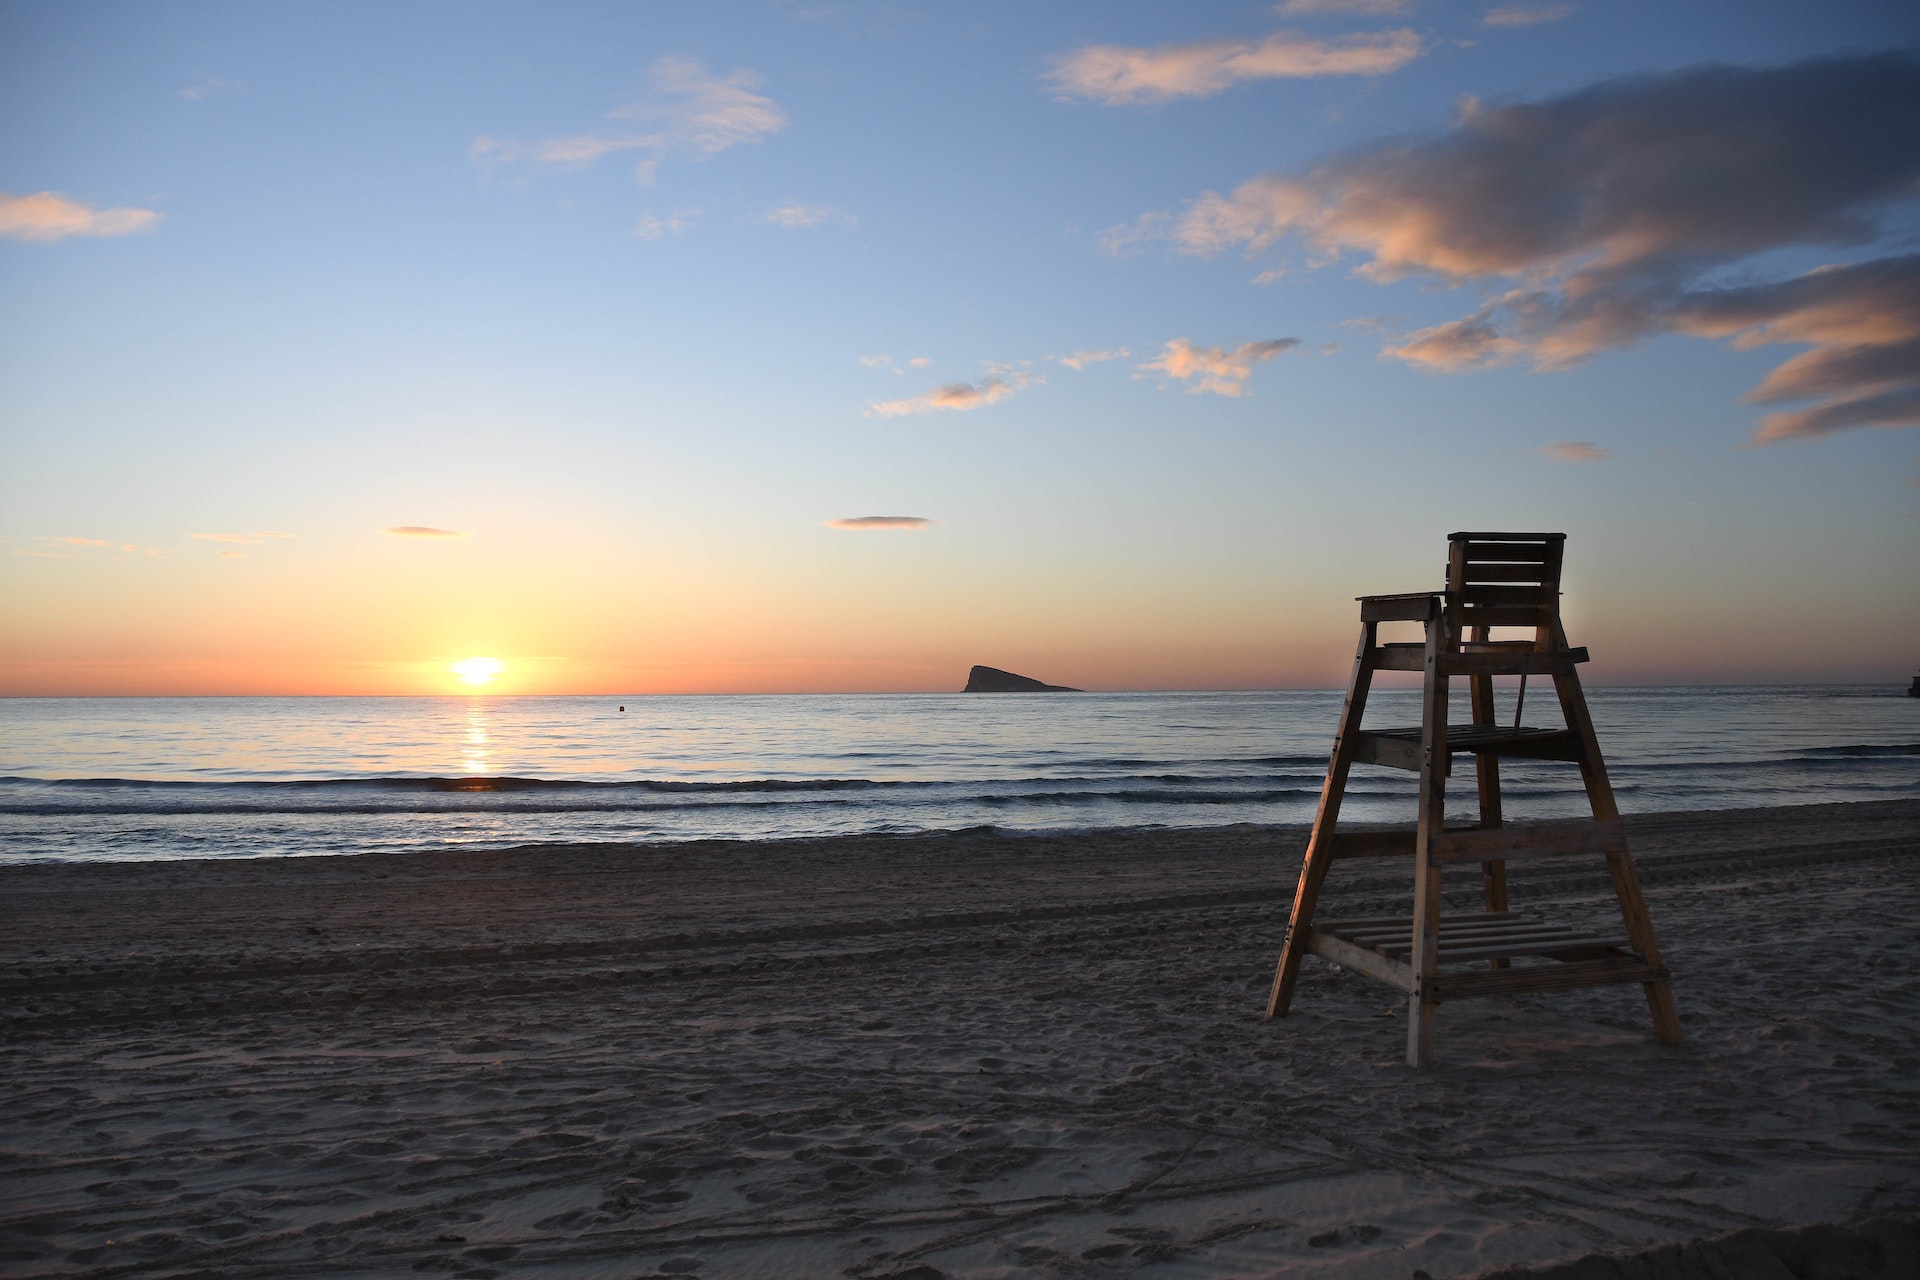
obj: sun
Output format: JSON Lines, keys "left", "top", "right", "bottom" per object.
{"left": 451, "top": 656, "right": 505, "bottom": 687}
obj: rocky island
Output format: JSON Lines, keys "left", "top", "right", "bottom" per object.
{"left": 963, "top": 665, "right": 1082, "bottom": 692}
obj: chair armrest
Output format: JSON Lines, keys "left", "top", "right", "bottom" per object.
{"left": 1357, "top": 591, "right": 1440, "bottom": 622}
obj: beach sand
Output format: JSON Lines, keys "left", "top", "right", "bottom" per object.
{"left": 3, "top": 799, "right": 1917, "bottom": 1278}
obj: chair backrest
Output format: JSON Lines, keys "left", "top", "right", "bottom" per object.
{"left": 1445, "top": 532, "right": 1565, "bottom": 640}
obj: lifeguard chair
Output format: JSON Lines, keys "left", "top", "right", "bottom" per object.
{"left": 1267, "top": 532, "right": 1681, "bottom": 1066}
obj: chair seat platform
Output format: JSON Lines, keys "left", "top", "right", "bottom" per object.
{"left": 1305, "top": 911, "right": 1663, "bottom": 1002}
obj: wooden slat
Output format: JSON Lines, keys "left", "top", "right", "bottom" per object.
{"left": 1359, "top": 592, "right": 1439, "bottom": 622}
{"left": 1396, "top": 935, "right": 1629, "bottom": 964}
{"left": 1453, "top": 604, "right": 1554, "bottom": 628}
{"left": 1435, "top": 937, "right": 1632, "bottom": 964}
{"left": 1366, "top": 924, "right": 1597, "bottom": 954}
{"left": 1351, "top": 732, "right": 1422, "bottom": 771}
{"left": 1350, "top": 921, "right": 1593, "bottom": 948}
{"left": 1439, "top": 648, "right": 1585, "bottom": 677}
{"left": 1304, "top": 928, "right": 1414, "bottom": 992}
{"left": 1318, "top": 911, "right": 1511, "bottom": 932}
{"left": 1432, "top": 959, "right": 1666, "bottom": 1002}
{"left": 1459, "top": 562, "right": 1556, "bottom": 583}
{"left": 1459, "top": 585, "right": 1554, "bottom": 610}
{"left": 1430, "top": 818, "right": 1626, "bottom": 864}
{"left": 1450, "top": 531, "right": 1566, "bottom": 543}
{"left": 1462, "top": 546, "right": 1556, "bottom": 566}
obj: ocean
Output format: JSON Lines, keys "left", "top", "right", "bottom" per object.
{"left": 0, "top": 687, "right": 1914, "bottom": 864}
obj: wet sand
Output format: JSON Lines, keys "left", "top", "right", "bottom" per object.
{"left": 3, "top": 799, "right": 1917, "bottom": 1278}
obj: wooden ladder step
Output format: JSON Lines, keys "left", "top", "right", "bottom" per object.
{"left": 1321, "top": 914, "right": 1636, "bottom": 966}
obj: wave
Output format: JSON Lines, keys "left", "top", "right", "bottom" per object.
{"left": 0, "top": 784, "right": 1321, "bottom": 818}
{"left": 1797, "top": 743, "right": 1920, "bottom": 758}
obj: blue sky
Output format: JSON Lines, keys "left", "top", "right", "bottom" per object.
{"left": 3, "top": 1, "right": 1917, "bottom": 693}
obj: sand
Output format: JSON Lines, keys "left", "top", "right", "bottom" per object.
{"left": 2, "top": 799, "right": 1917, "bottom": 1279}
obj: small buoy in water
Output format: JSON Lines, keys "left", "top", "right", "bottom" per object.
{"left": 618, "top": 705, "right": 626, "bottom": 712}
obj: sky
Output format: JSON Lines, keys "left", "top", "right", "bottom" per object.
{"left": 3, "top": 0, "right": 1918, "bottom": 695}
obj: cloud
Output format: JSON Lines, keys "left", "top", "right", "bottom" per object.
{"left": 860, "top": 354, "right": 930, "bottom": 374}
{"left": 37, "top": 536, "right": 112, "bottom": 548}
{"left": 824, "top": 516, "right": 931, "bottom": 531}
{"left": 218, "top": 550, "right": 246, "bottom": 559}
{"left": 1154, "top": 52, "right": 1920, "bottom": 442}
{"left": 1538, "top": 441, "right": 1609, "bottom": 462}
{"left": 1056, "top": 348, "right": 1130, "bottom": 370}
{"left": 472, "top": 56, "right": 786, "bottom": 184}
{"left": 191, "top": 531, "right": 293, "bottom": 545}
{"left": 1482, "top": 3, "right": 1575, "bottom": 27}
{"left": 1137, "top": 338, "right": 1300, "bottom": 395}
{"left": 1048, "top": 28, "right": 1422, "bottom": 105}
{"left": 1098, "top": 210, "right": 1173, "bottom": 257}
{"left": 867, "top": 372, "right": 1036, "bottom": 418}
{"left": 0, "top": 191, "right": 162, "bottom": 242}
{"left": 634, "top": 209, "right": 699, "bottom": 239}
{"left": 178, "top": 77, "right": 235, "bottom": 100}
{"left": 383, "top": 526, "right": 467, "bottom": 539}
{"left": 763, "top": 203, "right": 853, "bottom": 229}
{"left": 1279, "top": 0, "right": 1415, "bottom": 14}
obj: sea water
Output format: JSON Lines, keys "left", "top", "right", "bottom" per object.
{"left": 0, "top": 687, "right": 1913, "bottom": 863}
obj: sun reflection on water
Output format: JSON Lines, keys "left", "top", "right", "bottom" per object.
{"left": 461, "top": 700, "right": 490, "bottom": 775}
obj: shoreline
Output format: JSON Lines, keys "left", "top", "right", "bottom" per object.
{"left": 6, "top": 793, "right": 1918, "bottom": 874}
{"left": 3, "top": 798, "right": 1917, "bottom": 1277}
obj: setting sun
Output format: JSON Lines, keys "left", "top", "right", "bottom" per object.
{"left": 451, "top": 656, "right": 505, "bottom": 687}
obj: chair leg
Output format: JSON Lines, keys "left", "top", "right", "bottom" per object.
{"left": 1269, "top": 622, "right": 1375, "bottom": 1018}
{"left": 1549, "top": 622, "right": 1683, "bottom": 1046}
{"left": 1468, "top": 631, "right": 1509, "bottom": 968}
{"left": 1406, "top": 618, "right": 1449, "bottom": 1067}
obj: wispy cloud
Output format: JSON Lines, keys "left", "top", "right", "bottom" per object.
{"left": 824, "top": 516, "right": 931, "bottom": 530}
{"left": 178, "top": 76, "right": 236, "bottom": 101}
{"left": 1138, "top": 338, "right": 1299, "bottom": 396}
{"left": 859, "top": 354, "right": 931, "bottom": 374}
{"left": 472, "top": 56, "right": 786, "bottom": 184}
{"left": 1482, "top": 3, "right": 1575, "bottom": 27}
{"left": 763, "top": 203, "right": 854, "bottom": 229}
{"left": 0, "top": 191, "right": 161, "bottom": 242}
{"left": 1279, "top": 0, "right": 1415, "bottom": 14}
{"left": 1098, "top": 211, "right": 1172, "bottom": 257}
{"left": 383, "top": 526, "right": 467, "bottom": 539}
{"left": 1048, "top": 28, "right": 1422, "bottom": 105}
{"left": 1055, "top": 348, "right": 1131, "bottom": 370}
{"left": 1538, "top": 441, "right": 1609, "bottom": 462}
{"left": 867, "top": 372, "right": 1037, "bottom": 418}
{"left": 191, "top": 531, "right": 293, "bottom": 545}
{"left": 634, "top": 209, "right": 699, "bottom": 239}
{"left": 38, "top": 536, "right": 112, "bottom": 548}
{"left": 1148, "top": 52, "right": 1920, "bottom": 443}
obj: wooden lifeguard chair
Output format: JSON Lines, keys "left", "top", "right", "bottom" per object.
{"left": 1267, "top": 532, "right": 1681, "bottom": 1066}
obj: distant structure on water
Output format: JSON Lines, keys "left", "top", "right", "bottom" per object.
{"left": 963, "top": 665, "right": 1082, "bottom": 693}
{"left": 1909, "top": 672, "right": 1920, "bottom": 698}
